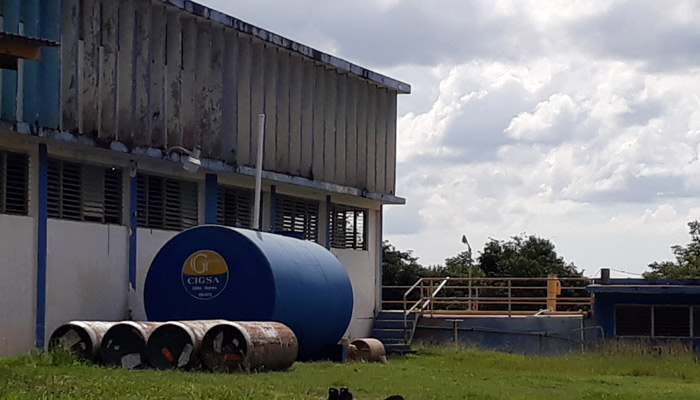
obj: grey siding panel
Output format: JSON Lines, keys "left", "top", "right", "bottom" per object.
{"left": 165, "top": 11, "right": 183, "bottom": 147}
{"left": 356, "top": 80, "right": 368, "bottom": 191}
{"left": 80, "top": 0, "right": 99, "bottom": 138}
{"left": 323, "top": 68, "right": 337, "bottom": 183}
{"left": 180, "top": 16, "right": 197, "bottom": 149}
{"left": 375, "top": 88, "right": 388, "bottom": 194}
{"left": 366, "top": 85, "right": 377, "bottom": 193}
{"left": 335, "top": 74, "right": 347, "bottom": 185}
{"left": 312, "top": 64, "right": 325, "bottom": 181}
{"left": 250, "top": 39, "right": 265, "bottom": 167}
{"left": 220, "top": 29, "right": 238, "bottom": 164}
{"left": 61, "top": 0, "right": 79, "bottom": 132}
{"left": 345, "top": 77, "right": 358, "bottom": 188}
{"left": 194, "top": 20, "right": 211, "bottom": 153}
{"left": 276, "top": 50, "right": 291, "bottom": 174}
{"left": 300, "top": 60, "right": 315, "bottom": 179}
{"left": 116, "top": 0, "right": 134, "bottom": 143}
{"left": 236, "top": 34, "right": 252, "bottom": 167}
{"left": 98, "top": 0, "right": 118, "bottom": 141}
{"left": 209, "top": 26, "right": 224, "bottom": 157}
{"left": 263, "top": 45, "right": 277, "bottom": 171}
{"left": 150, "top": 4, "right": 167, "bottom": 149}
{"left": 133, "top": 0, "right": 151, "bottom": 145}
{"left": 288, "top": 54, "right": 303, "bottom": 177}
{"left": 386, "top": 92, "right": 397, "bottom": 195}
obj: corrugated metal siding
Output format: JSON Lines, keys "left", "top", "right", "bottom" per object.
{"left": 0, "top": 0, "right": 402, "bottom": 196}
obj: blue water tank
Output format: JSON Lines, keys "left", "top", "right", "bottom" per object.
{"left": 143, "top": 225, "right": 354, "bottom": 359}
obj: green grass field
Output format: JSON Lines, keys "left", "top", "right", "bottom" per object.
{"left": 2, "top": 345, "right": 700, "bottom": 399}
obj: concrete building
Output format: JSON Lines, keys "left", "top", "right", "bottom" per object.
{"left": 0, "top": 0, "right": 409, "bottom": 355}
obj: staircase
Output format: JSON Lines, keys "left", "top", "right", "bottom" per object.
{"left": 370, "top": 310, "right": 419, "bottom": 354}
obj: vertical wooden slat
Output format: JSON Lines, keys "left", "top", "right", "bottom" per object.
{"left": 276, "top": 50, "right": 291, "bottom": 174}
{"left": 132, "top": 0, "right": 151, "bottom": 146}
{"left": 345, "top": 77, "right": 358, "bottom": 188}
{"left": 180, "top": 17, "right": 197, "bottom": 149}
{"left": 366, "top": 85, "right": 377, "bottom": 193}
{"left": 356, "top": 81, "right": 368, "bottom": 191}
{"left": 99, "top": 0, "right": 118, "bottom": 141}
{"left": 386, "top": 91, "right": 397, "bottom": 195}
{"left": 235, "top": 34, "right": 252, "bottom": 167}
{"left": 335, "top": 73, "right": 347, "bottom": 185}
{"left": 323, "top": 69, "right": 337, "bottom": 183}
{"left": 80, "top": 0, "right": 99, "bottom": 137}
{"left": 194, "top": 20, "right": 211, "bottom": 153}
{"left": 21, "top": 0, "right": 39, "bottom": 124}
{"left": 263, "top": 45, "right": 277, "bottom": 171}
{"left": 288, "top": 54, "right": 303, "bottom": 176}
{"left": 312, "top": 64, "right": 325, "bottom": 181}
{"left": 208, "top": 26, "right": 224, "bottom": 157}
{"left": 150, "top": 4, "right": 166, "bottom": 148}
{"left": 250, "top": 39, "right": 265, "bottom": 166}
{"left": 375, "top": 88, "right": 387, "bottom": 194}
{"left": 116, "top": 0, "right": 134, "bottom": 143}
{"left": 220, "top": 29, "right": 238, "bottom": 165}
{"left": 300, "top": 60, "right": 314, "bottom": 179}
{"left": 165, "top": 10, "right": 182, "bottom": 147}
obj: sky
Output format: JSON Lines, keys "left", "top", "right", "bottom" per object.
{"left": 197, "top": 0, "right": 700, "bottom": 277}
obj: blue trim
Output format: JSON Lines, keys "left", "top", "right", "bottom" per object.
{"left": 128, "top": 175, "right": 138, "bottom": 291}
{"left": 1, "top": 0, "right": 19, "bottom": 120}
{"left": 38, "top": 0, "right": 61, "bottom": 128}
{"left": 204, "top": 174, "right": 218, "bottom": 224}
{"left": 36, "top": 144, "right": 48, "bottom": 348}
{"left": 269, "top": 185, "right": 276, "bottom": 231}
{"left": 21, "top": 0, "right": 39, "bottom": 124}
{"left": 325, "top": 195, "right": 331, "bottom": 249}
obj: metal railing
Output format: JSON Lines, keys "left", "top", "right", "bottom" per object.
{"left": 382, "top": 275, "right": 594, "bottom": 342}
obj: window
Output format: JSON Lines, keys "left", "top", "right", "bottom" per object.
{"left": 616, "top": 305, "right": 693, "bottom": 338}
{"left": 274, "top": 195, "right": 319, "bottom": 241}
{"left": 217, "top": 186, "right": 254, "bottom": 228}
{"left": 137, "top": 173, "right": 198, "bottom": 230}
{"left": 47, "top": 158, "right": 122, "bottom": 224}
{"left": 329, "top": 204, "right": 367, "bottom": 250}
{"left": 0, "top": 150, "right": 29, "bottom": 216}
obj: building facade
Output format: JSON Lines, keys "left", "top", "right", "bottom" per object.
{"left": 0, "top": 0, "right": 409, "bottom": 355}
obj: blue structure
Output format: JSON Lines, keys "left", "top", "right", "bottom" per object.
{"left": 144, "top": 225, "right": 354, "bottom": 359}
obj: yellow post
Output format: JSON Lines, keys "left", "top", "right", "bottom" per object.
{"left": 546, "top": 274, "right": 561, "bottom": 311}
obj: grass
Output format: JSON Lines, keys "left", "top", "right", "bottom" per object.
{"left": 2, "top": 345, "right": 700, "bottom": 399}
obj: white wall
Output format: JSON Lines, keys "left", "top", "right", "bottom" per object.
{"left": 132, "top": 228, "right": 179, "bottom": 320}
{"left": 0, "top": 215, "right": 36, "bottom": 356}
{"left": 45, "top": 220, "right": 129, "bottom": 339}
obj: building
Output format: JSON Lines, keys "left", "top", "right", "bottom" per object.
{"left": 0, "top": 0, "right": 409, "bottom": 356}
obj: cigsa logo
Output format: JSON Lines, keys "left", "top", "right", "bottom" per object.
{"left": 181, "top": 250, "right": 229, "bottom": 300}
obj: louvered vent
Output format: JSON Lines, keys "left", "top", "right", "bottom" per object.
{"left": 47, "top": 158, "right": 123, "bottom": 224}
{"left": 654, "top": 306, "right": 690, "bottom": 337}
{"left": 0, "top": 150, "right": 29, "bottom": 216}
{"left": 217, "top": 186, "right": 254, "bottom": 228}
{"left": 274, "top": 195, "right": 319, "bottom": 241}
{"left": 329, "top": 204, "right": 367, "bottom": 250}
{"left": 615, "top": 305, "right": 651, "bottom": 336}
{"left": 137, "top": 173, "right": 198, "bottom": 231}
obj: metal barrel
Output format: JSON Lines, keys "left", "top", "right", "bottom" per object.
{"left": 145, "top": 320, "right": 226, "bottom": 369}
{"left": 48, "top": 321, "right": 118, "bottom": 363}
{"left": 349, "top": 338, "right": 386, "bottom": 362}
{"left": 100, "top": 321, "right": 164, "bottom": 369}
{"left": 200, "top": 321, "right": 298, "bottom": 372}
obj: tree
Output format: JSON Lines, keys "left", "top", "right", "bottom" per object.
{"left": 439, "top": 250, "right": 484, "bottom": 278}
{"left": 644, "top": 220, "right": 700, "bottom": 279}
{"left": 381, "top": 241, "right": 434, "bottom": 286}
{"left": 477, "top": 234, "right": 581, "bottom": 278}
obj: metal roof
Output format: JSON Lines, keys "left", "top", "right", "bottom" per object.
{"left": 161, "top": 0, "right": 411, "bottom": 94}
{"left": 587, "top": 284, "right": 700, "bottom": 295}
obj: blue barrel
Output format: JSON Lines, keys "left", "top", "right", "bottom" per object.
{"left": 143, "top": 225, "right": 354, "bottom": 359}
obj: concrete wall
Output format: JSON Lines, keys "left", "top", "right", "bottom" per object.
{"left": 132, "top": 228, "right": 179, "bottom": 320}
{"left": 0, "top": 214, "right": 36, "bottom": 356}
{"left": 45, "top": 220, "right": 129, "bottom": 339}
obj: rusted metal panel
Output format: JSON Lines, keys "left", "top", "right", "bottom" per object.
{"left": 366, "top": 85, "right": 378, "bottom": 193}
{"left": 235, "top": 34, "right": 252, "bottom": 167}
{"left": 98, "top": 0, "right": 118, "bottom": 142}
{"left": 150, "top": 4, "right": 167, "bottom": 148}
{"left": 49, "top": 321, "right": 118, "bottom": 363}
{"left": 194, "top": 20, "right": 211, "bottom": 153}
{"left": 349, "top": 338, "right": 386, "bottom": 362}
{"left": 300, "top": 59, "right": 315, "bottom": 179}
{"left": 288, "top": 53, "right": 303, "bottom": 176}
{"left": 356, "top": 80, "right": 368, "bottom": 190}
{"left": 323, "top": 68, "right": 337, "bottom": 183}
{"left": 165, "top": 11, "right": 183, "bottom": 147}
{"left": 80, "top": 0, "right": 99, "bottom": 138}
{"left": 208, "top": 26, "right": 224, "bottom": 157}
{"left": 133, "top": 0, "right": 152, "bottom": 146}
{"left": 263, "top": 44, "right": 277, "bottom": 171}
{"left": 145, "top": 320, "right": 226, "bottom": 370}
{"left": 249, "top": 39, "right": 265, "bottom": 167}
{"left": 276, "top": 50, "right": 291, "bottom": 174}
{"left": 312, "top": 64, "right": 325, "bottom": 181}
{"left": 345, "top": 77, "right": 358, "bottom": 188}
{"left": 386, "top": 91, "right": 397, "bottom": 195}
{"left": 180, "top": 16, "right": 197, "bottom": 149}
{"left": 375, "top": 87, "right": 388, "bottom": 194}
{"left": 116, "top": 0, "right": 135, "bottom": 143}
{"left": 200, "top": 321, "right": 298, "bottom": 372}
{"left": 60, "top": 0, "right": 79, "bottom": 132}
{"left": 220, "top": 29, "right": 238, "bottom": 165}
{"left": 101, "top": 321, "right": 165, "bottom": 369}
{"left": 335, "top": 73, "right": 347, "bottom": 185}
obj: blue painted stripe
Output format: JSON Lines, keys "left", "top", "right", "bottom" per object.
{"left": 325, "top": 195, "right": 331, "bottom": 249}
{"left": 269, "top": 185, "right": 276, "bottom": 231}
{"left": 38, "top": 0, "right": 61, "bottom": 128}
{"left": 36, "top": 143, "right": 48, "bottom": 348}
{"left": 204, "top": 174, "right": 218, "bottom": 224}
{"left": 128, "top": 174, "right": 138, "bottom": 291}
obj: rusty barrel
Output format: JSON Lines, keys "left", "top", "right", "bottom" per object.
{"left": 350, "top": 338, "right": 386, "bottom": 362}
{"left": 100, "top": 321, "right": 164, "bottom": 369}
{"left": 49, "top": 321, "right": 117, "bottom": 363}
{"left": 146, "top": 320, "right": 225, "bottom": 369}
{"left": 200, "top": 321, "right": 298, "bottom": 372}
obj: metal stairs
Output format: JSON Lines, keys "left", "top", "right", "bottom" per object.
{"left": 370, "top": 310, "right": 418, "bottom": 354}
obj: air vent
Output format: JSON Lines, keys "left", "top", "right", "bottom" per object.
{"left": 137, "top": 173, "right": 198, "bottom": 231}
{"left": 329, "top": 204, "right": 367, "bottom": 250}
{"left": 274, "top": 195, "right": 319, "bottom": 241}
{"left": 217, "top": 186, "right": 254, "bottom": 228}
{"left": 0, "top": 150, "right": 29, "bottom": 216}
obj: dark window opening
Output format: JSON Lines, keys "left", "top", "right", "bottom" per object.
{"left": 137, "top": 173, "right": 198, "bottom": 230}
{"left": 329, "top": 204, "right": 367, "bottom": 250}
{"left": 216, "top": 186, "right": 254, "bottom": 228}
{"left": 654, "top": 306, "right": 690, "bottom": 337}
{"left": 0, "top": 150, "right": 29, "bottom": 216}
{"left": 274, "top": 195, "right": 319, "bottom": 242}
{"left": 615, "top": 305, "right": 651, "bottom": 336}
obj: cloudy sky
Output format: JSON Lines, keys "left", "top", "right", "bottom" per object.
{"left": 198, "top": 0, "right": 700, "bottom": 277}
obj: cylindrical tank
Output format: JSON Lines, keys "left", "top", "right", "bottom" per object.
{"left": 200, "top": 321, "right": 298, "bottom": 372}
{"left": 101, "top": 321, "right": 163, "bottom": 368}
{"left": 49, "top": 321, "right": 117, "bottom": 363}
{"left": 144, "top": 226, "right": 354, "bottom": 359}
{"left": 350, "top": 338, "right": 386, "bottom": 362}
{"left": 146, "top": 320, "right": 225, "bottom": 369}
